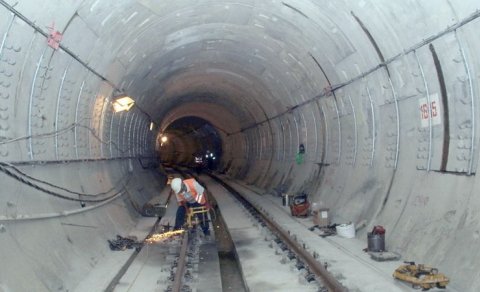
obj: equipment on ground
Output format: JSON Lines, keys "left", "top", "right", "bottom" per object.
{"left": 393, "top": 261, "right": 449, "bottom": 290}
{"left": 186, "top": 205, "right": 210, "bottom": 228}
{"left": 108, "top": 235, "right": 143, "bottom": 251}
{"left": 290, "top": 194, "right": 310, "bottom": 217}
{"left": 368, "top": 225, "right": 386, "bottom": 252}
{"left": 142, "top": 202, "right": 167, "bottom": 217}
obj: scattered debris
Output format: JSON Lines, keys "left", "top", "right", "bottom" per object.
{"left": 108, "top": 235, "right": 143, "bottom": 251}
{"left": 290, "top": 194, "right": 310, "bottom": 217}
{"left": 309, "top": 224, "right": 337, "bottom": 238}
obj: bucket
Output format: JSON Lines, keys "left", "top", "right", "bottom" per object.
{"left": 367, "top": 233, "right": 385, "bottom": 252}
{"left": 336, "top": 223, "right": 355, "bottom": 238}
{"left": 282, "top": 194, "right": 291, "bottom": 206}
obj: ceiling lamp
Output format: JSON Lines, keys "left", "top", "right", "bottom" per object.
{"left": 112, "top": 96, "right": 135, "bottom": 112}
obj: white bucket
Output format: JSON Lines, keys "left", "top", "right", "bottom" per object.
{"left": 336, "top": 223, "right": 355, "bottom": 238}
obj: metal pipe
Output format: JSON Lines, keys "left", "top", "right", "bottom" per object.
{"left": 0, "top": 191, "right": 124, "bottom": 221}
{"left": 280, "top": 119, "right": 286, "bottom": 161}
{"left": 137, "top": 117, "right": 146, "bottom": 156}
{"left": 0, "top": 0, "right": 120, "bottom": 90}
{"left": 347, "top": 95, "right": 358, "bottom": 166}
{"left": 134, "top": 116, "right": 142, "bottom": 157}
{"left": 251, "top": 127, "right": 257, "bottom": 159}
{"left": 414, "top": 51, "right": 433, "bottom": 171}
{"left": 388, "top": 77, "right": 400, "bottom": 169}
{"left": 0, "top": 13, "right": 14, "bottom": 60}
{"left": 55, "top": 66, "right": 69, "bottom": 160}
{"left": 143, "top": 124, "right": 149, "bottom": 155}
{"left": 144, "top": 119, "right": 149, "bottom": 155}
{"left": 320, "top": 104, "right": 329, "bottom": 164}
{"left": 99, "top": 95, "right": 110, "bottom": 158}
{"left": 127, "top": 112, "right": 135, "bottom": 157}
{"left": 87, "top": 89, "right": 100, "bottom": 158}
{"left": 230, "top": 10, "right": 480, "bottom": 136}
{"left": 27, "top": 47, "right": 46, "bottom": 160}
{"left": 122, "top": 109, "right": 129, "bottom": 157}
{"left": 116, "top": 112, "right": 124, "bottom": 157}
{"left": 366, "top": 87, "right": 376, "bottom": 166}
{"left": 455, "top": 31, "right": 476, "bottom": 175}
{"left": 74, "top": 80, "right": 85, "bottom": 159}
{"left": 108, "top": 108, "right": 115, "bottom": 158}
{"left": 333, "top": 97, "right": 342, "bottom": 164}
{"left": 258, "top": 126, "right": 264, "bottom": 159}
{"left": 292, "top": 113, "right": 300, "bottom": 157}
{"left": 130, "top": 114, "right": 139, "bottom": 157}
{"left": 300, "top": 111, "right": 307, "bottom": 159}
{"left": 244, "top": 131, "right": 250, "bottom": 161}
{"left": 138, "top": 118, "right": 146, "bottom": 156}
{"left": 6, "top": 156, "right": 140, "bottom": 166}
{"left": 311, "top": 107, "right": 319, "bottom": 160}
{"left": 286, "top": 117, "right": 293, "bottom": 161}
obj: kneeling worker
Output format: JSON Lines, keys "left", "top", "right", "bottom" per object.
{"left": 170, "top": 177, "right": 210, "bottom": 235}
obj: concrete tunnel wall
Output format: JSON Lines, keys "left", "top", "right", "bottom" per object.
{"left": 0, "top": 0, "right": 479, "bottom": 291}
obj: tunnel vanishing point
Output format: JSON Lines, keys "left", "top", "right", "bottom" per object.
{"left": 0, "top": 0, "right": 480, "bottom": 291}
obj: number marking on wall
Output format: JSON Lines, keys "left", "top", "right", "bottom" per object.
{"left": 419, "top": 93, "right": 442, "bottom": 127}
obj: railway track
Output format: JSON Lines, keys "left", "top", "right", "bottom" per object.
{"left": 103, "top": 167, "right": 347, "bottom": 291}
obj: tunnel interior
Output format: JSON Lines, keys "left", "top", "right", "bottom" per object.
{"left": 0, "top": 0, "right": 480, "bottom": 291}
{"left": 160, "top": 116, "right": 223, "bottom": 169}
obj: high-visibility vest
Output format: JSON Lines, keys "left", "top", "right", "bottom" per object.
{"left": 181, "top": 178, "right": 206, "bottom": 205}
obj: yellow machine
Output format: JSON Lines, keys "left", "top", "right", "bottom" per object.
{"left": 186, "top": 206, "right": 209, "bottom": 228}
{"left": 393, "top": 262, "right": 449, "bottom": 290}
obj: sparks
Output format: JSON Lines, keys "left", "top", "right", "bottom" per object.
{"left": 144, "top": 230, "right": 185, "bottom": 243}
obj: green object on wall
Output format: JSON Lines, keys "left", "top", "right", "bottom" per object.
{"left": 296, "top": 152, "right": 304, "bottom": 164}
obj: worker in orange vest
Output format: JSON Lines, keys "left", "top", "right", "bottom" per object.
{"left": 170, "top": 177, "right": 210, "bottom": 235}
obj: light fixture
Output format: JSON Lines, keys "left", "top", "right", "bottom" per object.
{"left": 160, "top": 135, "right": 168, "bottom": 147}
{"left": 149, "top": 122, "right": 154, "bottom": 131}
{"left": 112, "top": 96, "right": 135, "bottom": 112}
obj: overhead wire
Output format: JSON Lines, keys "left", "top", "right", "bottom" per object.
{"left": 0, "top": 161, "right": 131, "bottom": 197}
{"left": 0, "top": 119, "right": 154, "bottom": 202}
{"left": 0, "top": 163, "right": 128, "bottom": 202}
{"left": 0, "top": 119, "right": 150, "bottom": 155}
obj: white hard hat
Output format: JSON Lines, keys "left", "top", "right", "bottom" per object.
{"left": 171, "top": 178, "right": 182, "bottom": 194}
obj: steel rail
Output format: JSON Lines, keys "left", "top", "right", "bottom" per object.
{"left": 104, "top": 217, "right": 162, "bottom": 292}
{"left": 171, "top": 231, "right": 190, "bottom": 292}
{"left": 208, "top": 173, "right": 347, "bottom": 292}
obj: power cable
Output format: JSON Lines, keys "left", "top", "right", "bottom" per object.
{"left": 0, "top": 164, "right": 126, "bottom": 202}
{"left": 0, "top": 123, "right": 77, "bottom": 145}
{"left": 0, "top": 121, "right": 149, "bottom": 155}
{"left": 0, "top": 161, "right": 131, "bottom": 197}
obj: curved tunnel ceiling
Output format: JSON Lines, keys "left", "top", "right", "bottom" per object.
{"left": 1, "top": 0, "right": 480, "bottom": 290}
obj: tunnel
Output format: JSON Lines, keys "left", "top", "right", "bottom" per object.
{"left": 0, "top": 0, "right": 479, "bottom": 291}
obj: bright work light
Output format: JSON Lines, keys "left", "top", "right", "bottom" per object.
{"left": 112, "top": 96, "right": 135, "bottom": 112}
